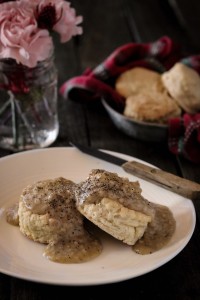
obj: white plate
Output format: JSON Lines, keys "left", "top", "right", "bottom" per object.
{"left": 0, "top": 147, "right": 196, "bottom": 286}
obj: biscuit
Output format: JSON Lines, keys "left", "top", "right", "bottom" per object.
{"left": 124, "top": 90, "right": 181, "bottom": 123}
{"left": 75, "top": 169, "right": 154, "bottom": 246}
{"left": 161, "top": 63, "right": 200, "bottom": 113}
{"left": 78, "top": 197, "right": 151, "bottom": 245}
{"left": 75, "top": 169, "right": 176, "bottom": 253}
{"left": 18, "top": 177, "right": 102, "bottom": 263}
{"left": 18, "top": 177, "right": 83, "bottom": 244}
{"left": 115, "top": 67, "right": 162, "bottom": 98}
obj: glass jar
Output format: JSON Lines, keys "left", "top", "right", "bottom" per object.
{"left": 0, "top": 50, "right": 58, "bottom": 151}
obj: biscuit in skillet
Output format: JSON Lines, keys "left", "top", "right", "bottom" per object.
{"left": 115, "top": 67, "right": 163, "bottom": 98}
{"left": 124, "top": 90, "right": 182, "bottom": 123}
{"left": 161, "top": 63, "right": 200, "bottom": 113}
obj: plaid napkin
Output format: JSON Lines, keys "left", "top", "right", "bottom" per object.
{"left": 60, "top": 36, "right": 200, "bottom": 163}
{"left": 60, "top": 36, "right": 180, "bottom": 110}
{"left": 168, "top": 114, "right": 200, "bottom": 163}
{"left": 168, "top": 54, "right": 200, "bottom": 163}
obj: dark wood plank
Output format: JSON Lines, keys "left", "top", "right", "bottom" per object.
{"left": 0, "top": 1, "right": 200, "bottom": 299}
{"left": 126, "top": 0, "right": 199, "bottom": 54}
{"left": 0, "top": 274, "right": 10, "bottom": 300}
{"left": 168, "top": 0, "right": 200, "bottom": 52}
{"left": 72, "top": 0, "right": 132, "bottom": 71}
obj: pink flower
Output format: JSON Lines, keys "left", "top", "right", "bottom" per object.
{"left": 0, "top": 1, "right": 53, "bottom": 67}
{"left": 0, "top": 0, "right": 83, "bottom": 67}
{"left": 31, "top": 0, "right": 83, "bottom": 42}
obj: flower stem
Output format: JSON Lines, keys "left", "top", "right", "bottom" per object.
{"left": 9, "top": 92, "right": 18, "bottom": 147}
{"left": 0, "top": 99, "right": 10, "bottom": 116}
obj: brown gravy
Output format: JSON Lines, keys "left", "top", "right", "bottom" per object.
{"left": 44, "top": 232, "right": 102, "bottom": 263}
{"left": 6, "top": 203, "right": 19, "bottom": 226}
{"left": 133, "top": 203, "right": 176, "bottom": 254}
{"left": 6, "top": 173, "right": 176, "bottom": 260}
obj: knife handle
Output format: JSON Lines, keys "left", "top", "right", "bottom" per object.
{"left": 122, "top": 161, "right": 200, "bottom": 201}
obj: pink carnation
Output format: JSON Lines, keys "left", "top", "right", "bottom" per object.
{"left": 0, "top": 0, "right": 83, "bottom": 67}
{"left": 36, "top": 0, "right": 83, "bottom": 43}
{"left": 0, "top": 1, "right": 53, "bottom": 67}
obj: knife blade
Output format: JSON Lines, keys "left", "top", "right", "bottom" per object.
{"left": 70, "top": 141, "right": 200, "bottom": 201}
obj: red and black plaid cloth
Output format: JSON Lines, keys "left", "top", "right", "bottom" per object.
{"left": 60, "top": 36, "right": 200, "bottom": 164}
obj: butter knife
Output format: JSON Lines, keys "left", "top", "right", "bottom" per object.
{"left": 70, "top": 141, "right": 200, "bottom": 201}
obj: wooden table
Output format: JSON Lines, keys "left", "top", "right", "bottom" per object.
{"left": 0, "top": 0, "right": 200, "bottom": 299}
